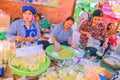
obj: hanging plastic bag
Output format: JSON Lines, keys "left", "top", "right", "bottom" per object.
{"left": 0, "top": 9, "right": 10, "bottom": 27}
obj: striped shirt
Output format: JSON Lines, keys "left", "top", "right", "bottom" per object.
{"left": 51, "top": 23, "right": 73, "bottom": 43}
{"left": 7, "top": 19, "right": 40, "bottom": 47}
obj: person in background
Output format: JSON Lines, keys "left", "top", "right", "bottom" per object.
{"left": 87, "top": 10, "right": 92, "bottom": 20}
{"left": 7, "top": 6, "right": 41, "bottom": 48}
{"left": 79, "top": 9, "right": 109, "bottom": 59}
{"left": 49, "top": 16, "right": 77, "bottom": 50}
{"left": 107, "top": 23, "right": 116, "bottom": 36}
{"left": 106, "top": 23, "right": 119, "bottom": 51}
{"left": 36, "top": 13, "right": 51, "bottom": 33}
{"left": 77, "top": 8, "right": 88, "bottom": 30}
{"left": 79, "top": 8, "right": 86, "bottom": 17}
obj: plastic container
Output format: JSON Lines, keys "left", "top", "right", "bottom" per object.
{"left": 9, "top": 56, "right": 50, "bottom": 76}
{"left": 87, "top": 37, "right": 100, "bottom": 49}
{"left": 0, "top": 66, "right": 4, "bottom": 77}
{"left": 46, "top": 45, "right": 76, "bottom": 61}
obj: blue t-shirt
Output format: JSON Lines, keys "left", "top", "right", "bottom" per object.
{"left": 51, "top": 23, "right": 73, "bottom": 43}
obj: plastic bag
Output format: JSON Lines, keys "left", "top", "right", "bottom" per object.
{"left": 87, "top": 37, "right": 100, "bottom": 49}
{"left": 76, "top": 48, "right": 85, "bottom": 58}
{"left": 0, "top": 9, "right": 10, "bottom": 27}
{"left": 76, "top": 72, "right": 86, "bottom": 80}
{"left": 71, "top": 30, "right": 80, "bottom": 45}
{"left": 0, "top": 40, "right": 15, "bottom": 64}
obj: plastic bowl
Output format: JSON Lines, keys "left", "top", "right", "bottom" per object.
{"left": 9, "top": 56, "right": 50, "bottom": 76}
{"left": 46, "top": 45, "right": 76, "bottom": 61}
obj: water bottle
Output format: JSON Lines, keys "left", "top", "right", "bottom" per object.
{"left": 0, "top": 66, "right": 4, "bottom": 77}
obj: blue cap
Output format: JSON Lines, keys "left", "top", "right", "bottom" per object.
{"left": 22, "top": 6, "right": 36, "bottom": 15}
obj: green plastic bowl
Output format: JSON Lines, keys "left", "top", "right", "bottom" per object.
{"left": 9, "top": 56, "right": 50, "bottom": 76}
{"left": 46, "top": 45, "right": 76, "bottom": 61}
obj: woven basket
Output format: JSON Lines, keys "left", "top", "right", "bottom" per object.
{"left": 102, "top": 56, "right": 120, "bottom": 70}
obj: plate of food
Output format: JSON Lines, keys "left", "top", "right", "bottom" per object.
{"left": 46, "top": 45, "right": 76, "bottom": 61}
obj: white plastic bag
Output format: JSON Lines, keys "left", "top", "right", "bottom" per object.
{"left": 71, "top": 31, "right": 80, "bottom": 45}
{"left": 16, "top": 45, "right": 43, "bottom": 57}
{"left": 87, "top": 37, "right": 100, "bottom": 49}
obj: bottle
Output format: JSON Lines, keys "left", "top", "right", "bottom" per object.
{"left": 0, "top": 66, "right": 4, "bottom": 77}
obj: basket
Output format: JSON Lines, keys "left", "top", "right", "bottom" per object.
{"left": 46, "top": 45, "right": 76, "bottom": 61}
{"left": 9, "top": 56, "right": 50, "bottom": 76}
{"left": 102, "top": 56, "right": 120, "bottom": 70}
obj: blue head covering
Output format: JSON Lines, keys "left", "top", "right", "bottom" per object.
{"left": 22, "top": 6, "right": 36, "bottom": 15}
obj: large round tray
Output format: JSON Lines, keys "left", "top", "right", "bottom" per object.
{"left": 46, "top": 45, "right": 76, "bottom": 61}
{"left": 102, "top": 56, "right": 120, "bottom": 70}
{"left": 9, "top": 56, "right": 50, "bottom": 76}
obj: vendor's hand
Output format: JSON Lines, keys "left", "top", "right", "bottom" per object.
{"left": 15, "top": 36, "right": 25, "bottom": 42}
{"left": 86, "top": 32, "right": 91, "bottom": 38}
{"left": 25, "top": 36, "right": 35, "bottom": 42}
{"left": 103, "top": 42, "right": 108, "bottom": 49}
{"left": 55, "top": 42, "right": 61, "bottom": 51}
{"left": 71, "top": 44, "right": 77, "bottom": 49}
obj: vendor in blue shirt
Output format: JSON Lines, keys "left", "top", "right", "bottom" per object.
{"left": 50, "top": 16, "right": 77, "bottom": 50}
{"left": 7, "top": 6, "right": 41, "bottom": 48}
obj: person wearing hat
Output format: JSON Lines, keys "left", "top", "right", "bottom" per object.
{"left": 7, "top": 6, "right": 42, "bottom": 48}
{"left": 79, "top": 9, "right": 110, "bottom": 59}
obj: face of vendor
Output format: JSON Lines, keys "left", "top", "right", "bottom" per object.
{"left": 64, "top": 20, "right": 74, "bottom": 30}
{"left": 23, "top": 10, "right": 34, "bottom": 22}
{"left": 92, "top": 16, "right": 102, "bottom": 26}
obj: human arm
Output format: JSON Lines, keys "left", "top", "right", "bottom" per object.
{"left": 67, "top": 30, "right": 77, "bottom": 48}
{"left": 50, "top": 34, "right": 61, "bottom": 50}
{"left": 79, "top": 30, "right": 91, "bottom": 38}
{"left": 103, "top": 38, "right": 109, "bottom": 49}
{"left": 111, "top": 38, "right": 120, "bottom": 51}
{"left": 100, "top": 24, "right": 109, "bottom": 48}
{"left": 78, "top": 20, "right": 91, "bottom": 38}
{"left": 67, "top": 39, "right": 77, "bottom": 49}
{"left": 7, "top": 21, "right": 25, "bottom": 42}
{"left": 50, "top": 24, "right": 62, "bottom": 50}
